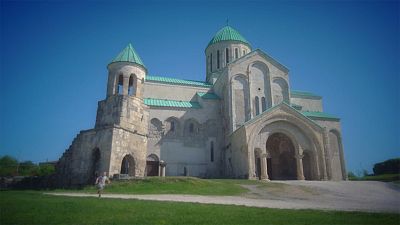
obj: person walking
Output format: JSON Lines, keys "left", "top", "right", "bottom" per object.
{"left": 95, "top": 172, "right": 110, "bottom": 197}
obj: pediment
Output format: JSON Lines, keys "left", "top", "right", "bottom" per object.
{"left": 229, "top": 49, "right": 289, "bottom": 74}
{"left": 243, "top": 102, "right": 323, "bottom": 133}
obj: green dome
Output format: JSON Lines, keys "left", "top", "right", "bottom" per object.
{"left": 110, "top": 43, "right": 145, "bottom": 67}
{"left": 207, "top": 26, "right": 251, "bottom": 48}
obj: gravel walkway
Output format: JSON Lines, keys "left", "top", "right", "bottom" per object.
{"left": 46, "top": 181, "right": 400, "bottom": 213}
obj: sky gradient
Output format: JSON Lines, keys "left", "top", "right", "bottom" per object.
{"left": 1, "top": 0, "right": 399, "bottom": 174}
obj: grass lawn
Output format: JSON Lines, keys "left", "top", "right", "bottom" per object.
{"left": 1, "top": 191, "right": 399, "bottom": 225}
{"left": 349, "top": 173, "right": 400, "bottom": 182}
{"left": 55, "top": 177, "right": 256, "bottom": 196}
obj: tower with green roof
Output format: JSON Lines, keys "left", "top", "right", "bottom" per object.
{"left": 205, "top": 25, "right": 252, "bottom": 83}
{"left": 95, "top": 43, "right": 149, "bottom": 178}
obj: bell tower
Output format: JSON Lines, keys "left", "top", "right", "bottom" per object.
{"left": 95, "top": 43, "right": 149, "bottom": 177}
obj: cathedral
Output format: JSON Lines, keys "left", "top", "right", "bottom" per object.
{"left": 56, "top": 25, "right": 347, "bottom": 186}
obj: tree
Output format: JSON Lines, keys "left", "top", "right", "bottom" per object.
{"left": 18, "top": 161, "right": 39, "bottom": 176}
{"left": 373, "top": 158, "right": 400, "bottom": 175}
{"left": 38, "top": 164, "right": 55, "bottom": 176}
{"left": 0, "top": 155, "right": 18, "bottom": 176}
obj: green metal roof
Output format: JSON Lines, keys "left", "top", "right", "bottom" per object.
{"left": 145, "top": 76, "right": 212, "bottom": 88}
{"left": 291, "top": 90, "right": 322, "bottom": 99}
{"left": 301, "top": 111, "right": 340, "bottom": 121}
{"left": 197, "top": 92, "right": 220, "bottom": 99}
{"left": 144, "top": 98, "right": 201, "bottom": 109}
{"left": 110, "top": 43, "right": 145, "bottom": 67}
{"left": 291, "top": 103, "right": 303, "bottom": 110}
{"left": 207, "top": 26, "right": 251, "bottom": 48}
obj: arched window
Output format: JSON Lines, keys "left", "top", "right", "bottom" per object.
{"left": 128, "top": 74, "right": 136, "bottom": 96}
{"left": 170, "top": 121, "right": 175, "bottom": 132}
{"left": 261, "top": 97, "right": 266, "bottom": 112}
{"left": 235, "top": 48, "right": 239, "bottom": 59}
{"left": 255, "top": 96, "right": 260, "bottom": 115}
{"left": 217, "top": 50, "right": 220, "bottom": 69}
{"left": 226, "top": 48, "right": 229, "bottom": 64}
{"left": 117, "top": 74, "right": 123, "bottom": 95}
{"left": 210, "top": 141, "right": 214, "bottom": 162}
{"left": 189, "top": 123, "right": 194, "bottom": 133}
{"left": 210, "top": 54, "right": 213, "bottom": 72}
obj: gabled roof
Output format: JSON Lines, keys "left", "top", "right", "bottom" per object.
{"left": 301, "top": 111, "right": 340, "bottom": 121}
{"left": 145, "top": 75, "right": 212, "bottom": 88}
{"left": 144, "top": 98, "right": 201, "bottom": 109}
{"left": 110, "top": 43, "right": 145, "bottom": 67}
{"left": 207, "top": 25, "right": 251, "bottom": 48}
{"left": 228, "top": 49, "right": 289, "bottom": 73}
{"left": 242, "top": 102, "right": 323, "bottom": 130}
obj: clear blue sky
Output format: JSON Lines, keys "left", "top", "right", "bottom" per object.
{"left": 1, "top": 1, "right": 399, "bottom": 174}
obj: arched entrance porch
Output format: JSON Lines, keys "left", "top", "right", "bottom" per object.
{"left": 266, "top": 133, "right": 297, "bottom": 180}
{"left": 146, "top": 154, "right": 160, "bottom": 176}
{"left": 120, "top": 154, "right": 135, "bottom": 176}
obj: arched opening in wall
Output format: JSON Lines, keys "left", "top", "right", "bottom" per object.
{"left": 255, "top": 96, "right": 260, "bottom": 116}
{"left": 210, "top": 141, "right": 214, "bottom": 162}
{"left": 149, "top": 118, "right": 163, "bottom": 138}
{"left": 120, "top": 154, "right": 135, "bottom": 176}
{"left": 272, "top": 78, "right": 289, "bottom": 105}
{"left": 184, "top": 119, "right": 199, "bottom": 137}
{"left": 235, "top": 48, "right": 239, "bottom": 59}
{"left": 210, "top": 53, "right": 213, "bottom": 72}
{"left": 226, "top": 48, "right": 229, "bottom": 64}
{"left": 266, "top": 133, "right": 297, "bottom": 180}
{"left": 217, "top": 50, "right": 220, "bottom": 69}
{"left": 89, "top": 148, "right": 100, "bottom": 183}
{"left": 329, "top": 130, "right": 344, "bottom": 180}
{"left": 261, "top": 97, "right": 266, "bottom": 112}
{"left": 117, "top": 74, "right": 123, "bottom": 95}
{"left": 232, "top": 75, "right": 250, "bottom": 128}
{"left": 250, "top": 61, "right": 272, "bottom": 110}
{"left": 128, "top": 74, "right": 136, "bottom": 96}
{"left": 165, "top": 117, "right": 180, "bottom": 137}
{"left": 303, "top": 151, "right": 313, "bottom": 180}
{"left": 146, "top": 154, "right": 159, "bottom": 176}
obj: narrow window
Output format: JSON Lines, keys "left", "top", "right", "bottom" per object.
{"left": 189, "top": 123, "right": 194, "bottom": 133}
{"left": 170, "top": 121, "right": 175, "bottom": 132}
{"left": 255, "top": 96, "right": 260, "bottom": 115}
{"left": 217, "top": 50, "right": 220, "bottom": 69}
{"left": 261, "top": 97, "right": 266, "bottom": 112}
{"left": 128, "top": 75, "right": 135, "bottom": 96}
{"left": 243, "top": 50, "right": 246, "bottom": 55}
{"left": 210, "top": 141, "right": 214, "bottom": 162}
{"left": 210, "top": 53, "right": 213, "bottom": 72}
{"left": 235, "top": 48, "right": 239, "bottom": 59}
{"left": 117, "top": 74, "right": 123, "bottom": 95}
{"left": 226, "top": 48, "right": 229, "bottom": 64}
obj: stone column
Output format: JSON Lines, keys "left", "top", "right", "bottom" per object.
{"left": 260, "top": 154, "right": 270, "bottom": 181}
{"left": 159, "top": 160, "right": 166, "bottom": 177}
{"left": 295, "top": 154, "right": 305, "bottom": 180}
{"left": 123, "top": 76, "right": 129, "bottom": 95}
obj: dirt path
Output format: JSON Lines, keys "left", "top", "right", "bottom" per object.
{"left": 46, "top": 181, "right": 400, "bottom": 213}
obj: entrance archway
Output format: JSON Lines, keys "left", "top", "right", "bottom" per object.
{"left": 120, "top": 154, "right": 135, "bottom": 176}
{"left": 266, "top": 133, "right": 297, "bottom": 180}
{"left": 146, "top": 154, "right": 159, "bottom": 176}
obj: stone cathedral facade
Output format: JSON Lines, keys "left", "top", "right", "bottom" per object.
{"left": 56, "top": 25, "right": 347, "bottom": 186}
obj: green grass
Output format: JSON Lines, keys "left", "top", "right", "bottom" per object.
{"left": 1, "top": 191, "right": 399, "bottom": 225}
{"left": 56, "top": 177, "right": 251, "bottom": 196}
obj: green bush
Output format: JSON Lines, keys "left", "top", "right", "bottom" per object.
{"left": 0, "top": 155, "right": 18, "bottom": 176}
